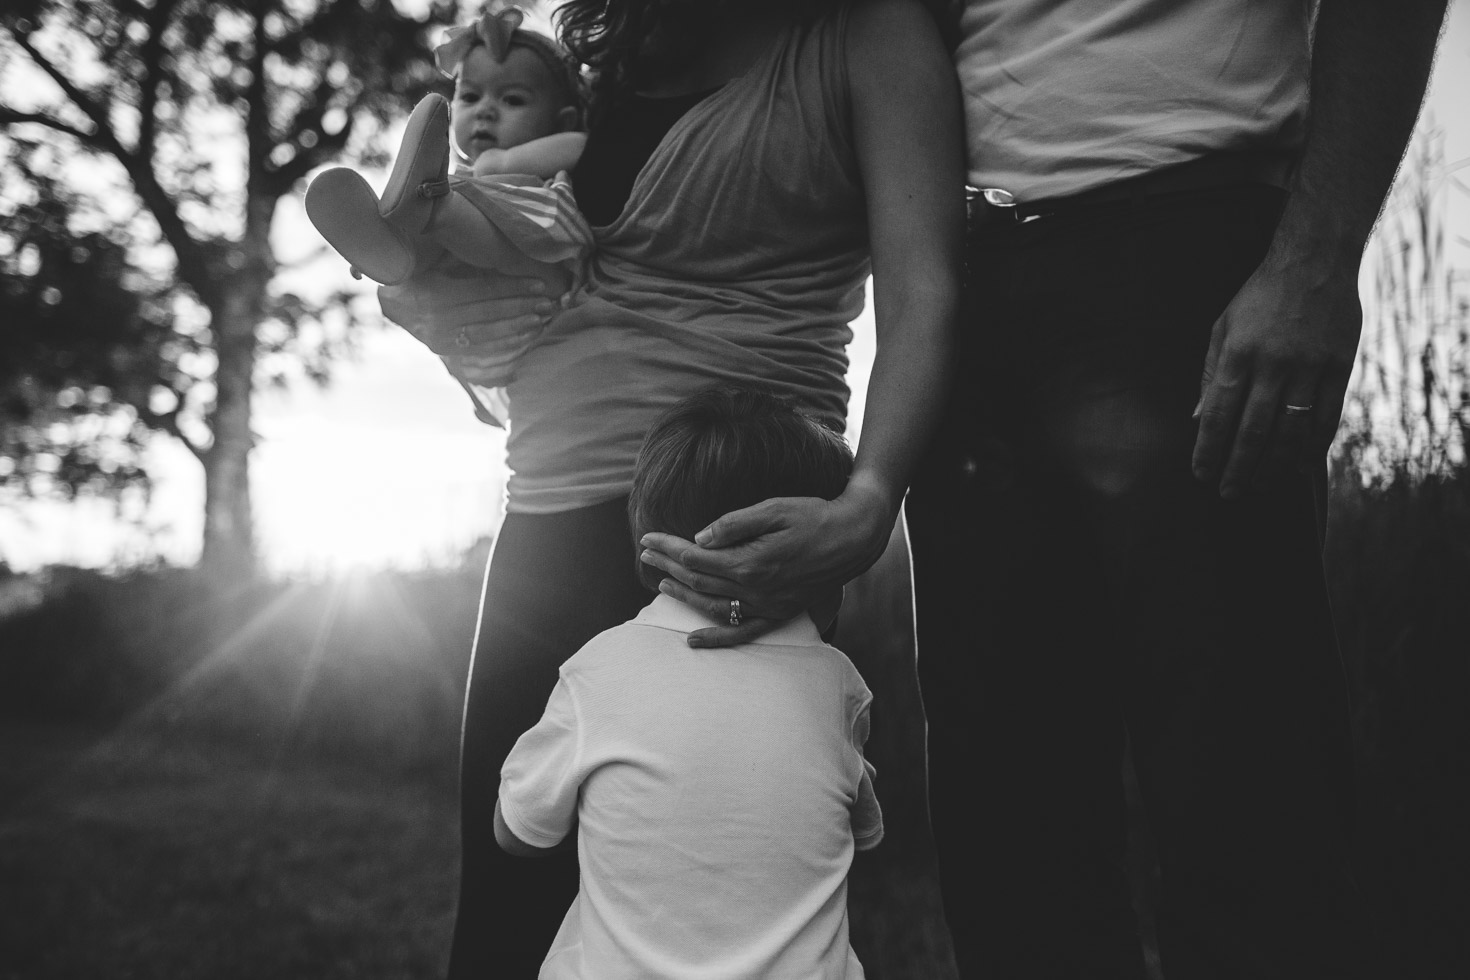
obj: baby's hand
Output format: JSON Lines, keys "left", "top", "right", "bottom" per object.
{"left": 472, "top": 148, "right": 511, "bottom": 177}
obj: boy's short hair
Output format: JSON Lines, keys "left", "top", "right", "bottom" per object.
{"left": 628, "top": 385, "right": 854, "bottom": 593}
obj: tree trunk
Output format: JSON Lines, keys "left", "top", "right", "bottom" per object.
{"left": 200, "top": 282, "right": 259, "bottom": 579}
{"left": 198, "top": 194, "right": 273, "bottom": 579}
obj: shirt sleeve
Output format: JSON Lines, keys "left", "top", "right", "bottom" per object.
{"left": 849, "top": 695, "right": 885, "bottom": 851}
{"left": 498, "top": 676, "right": 584, "bottom": 849}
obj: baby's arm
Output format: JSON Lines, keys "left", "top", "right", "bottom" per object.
{"left": 473, "top": 132, "right": 588, "bottom": 179}
{"left": 850, "top": 698, "right": 885, "bottom": 851}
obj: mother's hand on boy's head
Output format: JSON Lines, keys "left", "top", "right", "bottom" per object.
{"left": 648, "top": 564, "right": 842, "bottom": 649}
{"left": 376, "top": 262, "right": 552, "bottom": 355}
{"left": 640, "top": 493, "right": 891, "bottom": 649}
{"left": 658, "top": 582, "right": 843, "bottom": 648}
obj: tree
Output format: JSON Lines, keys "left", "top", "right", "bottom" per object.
{"left": 1, "top": 167, "right": 166, "bottom": 507}
{"left": 0, "top": 0, "right": 462, "bottom": 576}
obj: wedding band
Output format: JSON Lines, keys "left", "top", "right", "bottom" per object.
{"left": 1284, "top": 403, "right": 1314, "bottom": 417}
{"left": 456, "top": 325, "right": 470, "bottom": 348}
{"left": 729, "top": 598, "right": 742, "bottom": 627}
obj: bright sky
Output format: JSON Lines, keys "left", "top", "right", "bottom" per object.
{"left": 1, "top": 5, "right": 1467, "bottom": 576}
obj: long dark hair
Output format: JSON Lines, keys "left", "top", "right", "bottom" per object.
{"left": 555, "top": 0, "right": 842, "bottom": 125}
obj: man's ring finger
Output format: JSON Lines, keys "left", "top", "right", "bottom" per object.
{"left": 456, "top": 325, "right": 471, "bottom": 348}
{"left": 728, "top": 598, "right": 742, "bottom": 627}
{"left": 1283, "top": 403, "right": 1313, "bottom": 417}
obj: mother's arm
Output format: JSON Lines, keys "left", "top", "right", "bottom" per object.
{"left": 640, "top": 0, "right": 966, "bottom": 645}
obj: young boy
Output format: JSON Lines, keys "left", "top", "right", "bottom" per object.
{"left": 495, "top": 385, "right": 884, "bottom": 979}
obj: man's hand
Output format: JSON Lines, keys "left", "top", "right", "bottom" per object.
{"left": 1192, "top": 0, "right": 1450, "bottom": 500}
{"left": 377, "top": 256, "right": 551, "bottom": 355}
{"left": 638, "top": 484, "right": 894, "bottom": 648}
{"left": 1192, "top": 248, "right": 1362, "bottom": 499}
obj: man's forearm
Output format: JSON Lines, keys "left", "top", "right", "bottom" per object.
{"left": 1272, "top": 0, "right": 1449, "bottom": 263}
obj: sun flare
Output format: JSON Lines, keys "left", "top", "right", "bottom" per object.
{"left": 252, "top": 433, "right": 505, "bottom": 577}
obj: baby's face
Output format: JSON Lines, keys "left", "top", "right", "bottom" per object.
{"left": 452, "top": 45, "right": 572, "bottom": 163}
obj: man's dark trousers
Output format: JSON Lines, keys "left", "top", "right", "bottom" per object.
{"left": 906, "top": 181, "right": 1375, "bottom": 979}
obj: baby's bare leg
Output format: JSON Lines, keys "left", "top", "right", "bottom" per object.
{"left": 426, "top": 193, "right": 574, "bottom": 298}
{"left": 430, "top": 195, "right": 526, "bottom": 270}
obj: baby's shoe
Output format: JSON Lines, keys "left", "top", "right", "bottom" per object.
{"left": 303, "top": 95, "right": 451, "bottom": 285}
{"left": 306, "top": 168, "right": 416, "bottom": 284}
{"left": 378, "top": 93, "right": 452, "bottom": 232}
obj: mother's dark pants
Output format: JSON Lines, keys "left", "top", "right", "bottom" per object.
{"left": 446, "top": 497, "right": 648, "bottom": 979}
{"left": 907, "top": 183, "right": 1375, "bottom": 979}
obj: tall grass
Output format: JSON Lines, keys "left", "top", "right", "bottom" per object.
{"left": 1339, "top": 120, "right": 1470, "bottom": 479}
{"left": 1324, "top": 120, "right": 1470, "bottom": 978}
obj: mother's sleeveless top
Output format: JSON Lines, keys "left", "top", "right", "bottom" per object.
{"left": 502, "top": 12, "right": 867, "bottom": 513}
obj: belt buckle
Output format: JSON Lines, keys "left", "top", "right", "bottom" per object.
{"left": 969, "top": 187, "right": 1019, "bottom": 229}
{"left": 974, "top": 187, "right": 1043, "bottom": 225}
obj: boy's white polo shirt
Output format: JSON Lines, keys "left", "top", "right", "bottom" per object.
{"left": 500, "top": 594, "right": 883, "bottom": 980}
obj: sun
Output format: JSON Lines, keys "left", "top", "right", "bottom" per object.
{"left": 252, "top": 430, "right": 507, "bottom": 577}
{"left": 246, "top": 328, "right": 511, "bottom": 579}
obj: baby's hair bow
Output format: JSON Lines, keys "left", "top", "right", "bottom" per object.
{"left": 435, "top": 2, "right": 525, "bottom": 77}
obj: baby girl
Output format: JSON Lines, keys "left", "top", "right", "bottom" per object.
{"left": 306, "top": 3, "right": 588, "bottom": 382}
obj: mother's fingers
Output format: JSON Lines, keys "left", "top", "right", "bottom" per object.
{"left": 651, "top": 578, "right": 790, "bottom": 649}
{"left": 640, "top": 546, "right": 747, "bottom": 599}
{"left": 686, "top": 619, "right": 785, "bottom": 649}
{"left": 653, "top": 576, "right": 750, "bottom": 618}
{"left": 639, "top": 531, "right": 696, "bottom": 562}
{"left": 640, "top": 531, "right": 751, "bottom": 581}
{"left": 427, "top": 301, "right": 548, "bottom": 355}
{"left": 461, "top": 315, "right": 545, "bottom": 350}
{"left": 694, "top": 497, "right": 799, "bottom": 548}
{"left": 377, "top": 272, "right": 552, "bottom": 354}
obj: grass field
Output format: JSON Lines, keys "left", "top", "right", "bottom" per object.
{"left": 0, "top": 723, "right": 459, "bottom": 980}
{"left": 2, "top": 463, "right": 1467, "bottom": 977}
{"left": 0, "top": 547, "right": 964, "bottom": 979}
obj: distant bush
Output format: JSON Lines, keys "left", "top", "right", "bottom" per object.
{"left": 0, "top": 566, "right": 208, "bottom": 722}
{"left": 0, "top": 564, "right": 484, "bottom": 775}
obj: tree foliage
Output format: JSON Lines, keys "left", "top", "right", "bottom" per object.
{"left": 1, "top": 166, "right": 169, "bottom": 502}
{"left": 0, "top": 0, "right": 464, "bottom": 574}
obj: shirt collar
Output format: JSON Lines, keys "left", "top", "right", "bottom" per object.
{"left": 632, "top": 594, "right": 824, "bottom": 647}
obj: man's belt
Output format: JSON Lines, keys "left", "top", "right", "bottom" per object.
{"left": 968, "top": 150, "right": 1296, "bottom": 227}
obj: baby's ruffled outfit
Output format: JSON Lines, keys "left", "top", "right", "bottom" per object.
{"left": 452, "top": 169, "right": 593, "bottom": 292}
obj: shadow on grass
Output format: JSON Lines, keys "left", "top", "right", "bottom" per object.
{"left": 3, "top": 453, "right": 1467, "bottom": 979}
{"left": 0, "top": 552, "right": 963, "bottom": 979}
{"left": 0, "top": 724, "right": 458, "bottom": 980}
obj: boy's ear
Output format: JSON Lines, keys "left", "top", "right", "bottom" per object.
{"left": 556, "top": 105, "right": 580, "bottom": 132}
